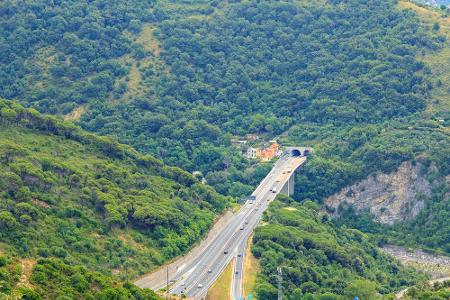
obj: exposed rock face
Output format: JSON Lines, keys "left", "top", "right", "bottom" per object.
{"left": 325, "top": 161, "right": 432, "bottom": 224}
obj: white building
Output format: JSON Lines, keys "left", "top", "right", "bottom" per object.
{"left": 245, "top": 147, "right": 258, "bottom": 159}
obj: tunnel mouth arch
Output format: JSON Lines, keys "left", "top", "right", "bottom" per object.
{"left": 291, "top": 149, "right": 302, "bottom": 157}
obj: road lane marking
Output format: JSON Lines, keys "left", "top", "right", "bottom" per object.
{"left": 169, "top": 156, "right": 308, "bottom": 297}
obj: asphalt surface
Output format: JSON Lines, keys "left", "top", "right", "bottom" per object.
{"left": 136, "top": 154, "right": 307, "bottom": 299}
{"left": 231, "top": 155, "right": 306, "bottom": 300}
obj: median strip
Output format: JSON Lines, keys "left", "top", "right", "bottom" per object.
{"left": 206, "top": 258, "right": 235, "bottom": 300}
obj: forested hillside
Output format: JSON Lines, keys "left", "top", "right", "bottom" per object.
{"left": 1, "top": 0, "right": 446, "bottom": 198}
{"left": 0, "top": 0, "right": 449, "bottom": 297}
{"left": 252, "top": 196, "right": 427, "bottom": 300}
{"left": 302, "top": 0, "right": 450, "bottom": 256}
{"left": 0, "top": 99, "right": 228, "bottom": 298}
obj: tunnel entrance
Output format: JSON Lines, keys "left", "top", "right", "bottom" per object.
{"left": 291, "top": 149, "right": 302, "bottom": 157}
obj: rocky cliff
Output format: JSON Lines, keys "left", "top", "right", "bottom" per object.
{"left": 325, "top": 161, "right": 434, "bottom": 224}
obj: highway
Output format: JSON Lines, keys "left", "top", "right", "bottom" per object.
{"left": 231, "top": 155, "right": 306, "bottom": 300}
{"left": 135, "top": 153, "right": 307, "bottom": 299}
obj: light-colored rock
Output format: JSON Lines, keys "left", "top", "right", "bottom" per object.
{"left": 325, "top": 161, "right": 432, "bottom": 224}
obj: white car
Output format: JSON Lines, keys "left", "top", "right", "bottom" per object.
{"left": 198, "top": 283, "right": 203, "bottom": 288}
{"left": 181, "top": 281, "right": 186, "bottom": 286}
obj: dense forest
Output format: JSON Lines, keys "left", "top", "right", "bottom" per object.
{"left": 0, "top": 99, "right": 229, "bottom": 298}
{"left": 0, "top": 0, "right": 446, "bottom": 199}
{"left": 252, "top": 196, "right": 427, "bottom": 300}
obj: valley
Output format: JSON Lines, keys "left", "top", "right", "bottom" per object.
{"left": 0, "top": 0, "right": 449, "bottom": 299}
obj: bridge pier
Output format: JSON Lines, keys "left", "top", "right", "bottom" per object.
{"left": 280, "top": 173, "right": 295, "bottom": 196}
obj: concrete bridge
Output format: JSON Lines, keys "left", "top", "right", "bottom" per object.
{"left": 278, "top": 146, "right": 312, "bottom": 197}
{"left": 135, "top": 147, "right": 311, "bottom": 299}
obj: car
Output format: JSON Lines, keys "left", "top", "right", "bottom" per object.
{"left": 255, "top": 208, "right": 259, "bottom": 211}
{"left": 181, "top": 282, "right": 186, "bottom": 286}
{"left": 235, "top": 271, "right": 239, "bottom": 274}
{"left": 244, "top": 220, "right": 249, "bottom": 224}
{"left": 238, "top": 253, "right": 242, "bottom": 257}
{"left": 240, "top": 226, "right": 244, "bottom": 230}
{"left": 198, "top": 283, "right": 203, "bottom": 288}
{"left": 287, "top": 167, "right": 292, "bottom": 173}
{"left": 208, "top": 269, "right": 212, "bottom": 273}
{"left": 224, "top": 250, "right": 228, "bottom": 254}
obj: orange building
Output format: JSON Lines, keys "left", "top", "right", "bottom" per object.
{"left": 256, "top": 143, "right": 280, "bottom": 162}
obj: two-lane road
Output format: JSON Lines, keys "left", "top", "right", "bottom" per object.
{"left": 135, "top": 154, "right": 307, "bottom": 299}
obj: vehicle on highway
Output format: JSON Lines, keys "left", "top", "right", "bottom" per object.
{"left": 287, "top": 167, "right": 292, "bottom": 173}
{"left": 224, "top": 250, "right": 228, "bottom": 254}
{"left": 238, "top": 253, "right": 242, "bottom": 257}
{"left": 245, "top": 220, "right": 249, "bottom": 224}
{"left": 208, "top": 269, "right": 212, "bottom": 273}
{"left": 272, "top": 187, "right": 277, "bottom": 193}
{"left": 235, "top": 271, "right": 239, "bottom": 274}
{"left": 197, "top": 284, "right": 203, "bottom": 288}
{"left": 255, "top": 207, "right": 259, "bottom": 211}
{"left": 181, "top": 282, "right": 186, "bottom": 286}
